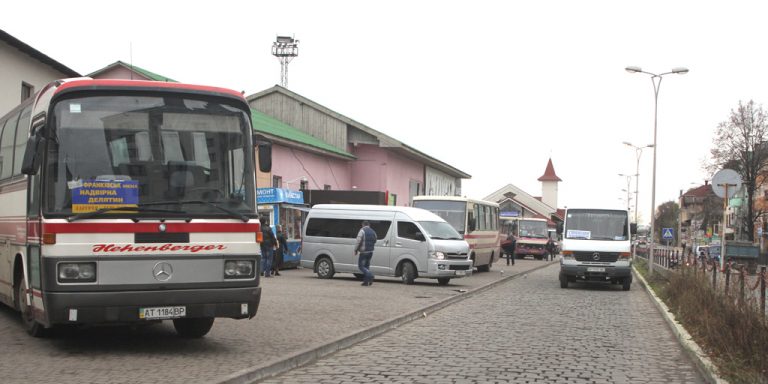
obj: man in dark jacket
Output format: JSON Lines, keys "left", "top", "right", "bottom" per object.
{"left": 502, "top": 233, "right": 517, "bottom": 266}
{"left": 260, "top": 219, "right": 277, "bottom": 277}
{"left": 354, "top": 220, "right": 377, "bottom": 286}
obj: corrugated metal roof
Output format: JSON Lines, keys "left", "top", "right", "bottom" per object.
{"left": 87, "top": 61, "right": 177, "bottom": 82}
{"left": 251, "top": 109, "right": 355, "bottom": 160}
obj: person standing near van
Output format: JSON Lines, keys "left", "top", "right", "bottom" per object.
{"left": 272, "top": 225, "right": 288, "bottom": 276}
{"left": 260, "top": 219, "right": 277, "bottom": 277}
{"left": 355, "top": 220, "right": 377, "bottom": 286}
{"left": 502, "top": 233, "right": 516, "bottom": 266}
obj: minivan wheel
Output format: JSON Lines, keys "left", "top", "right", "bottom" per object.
{"left": 316, "top": 257, "right": 335, "bottom": 279}
{"left": 437, "top": 277, "right": 451, "bottom": 286}
{"left": 401, "top": 262, "right": 416, "bottom": 285}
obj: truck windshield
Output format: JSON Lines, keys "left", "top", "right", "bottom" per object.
{"left": 564, "top": 209, "right": 628, "bottom": 240}
{"left": 412, "top": 200, "right": 466, "bottom": 234}
{"left": 44, "top": 95, "right": 255, "bottom": 217}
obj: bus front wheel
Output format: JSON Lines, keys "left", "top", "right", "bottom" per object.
{"left": 173, "top": 317, "right": 214, "bottom": 338}
{"left": 16, "top": 278, "right": 47, "bottom": 337}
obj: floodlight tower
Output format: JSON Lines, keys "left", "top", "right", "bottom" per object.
{"left": 272, "top": 35, "right": 299, "bottom": 87}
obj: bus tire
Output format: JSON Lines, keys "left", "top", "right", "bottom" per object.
{"left": 401, "top": 261, "right": 416, "bottom": 285}
{"left": 622, "top": 277, "right": 631, "bottom": 291}
{"left": 315, "top": 257, "right": 335, "bottom": 279}
{"left": 477, "top": 263, "right": 490, "bottom": 273}
{"left": 16, "top": 276, "right": 47, "bottom": 337}
{"left": 437, "top": 277, "right": 451, "bottom": 286}
{"left": 559, "top": 272, "right": 568, "bottom": 289}
{"left": 173, "top": 317, "right": 214, "bottom": 338}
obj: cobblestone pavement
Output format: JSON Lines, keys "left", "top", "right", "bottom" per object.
{"left": 261, "top": 263, "right": 706, "bottom": 384}
{"left": 0, "top": 258, "right": 543, "bottom": 384}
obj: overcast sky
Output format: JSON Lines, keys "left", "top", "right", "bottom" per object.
{"left": 3, "top": 1, "right": 766, "bottom": 224}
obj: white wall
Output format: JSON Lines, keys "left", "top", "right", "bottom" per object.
{"left": 0, "top": 40, "right": 73, "bottom": 117}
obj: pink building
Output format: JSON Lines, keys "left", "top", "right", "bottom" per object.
{"left": 247, "top": 86, "right": 469, "bottom": 207}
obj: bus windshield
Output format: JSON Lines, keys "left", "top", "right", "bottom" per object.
{"left": 44, "top": 95, "right": 255, "bottom": 217}
{"left": 411, "top": 200, "right": 466, "bottom": 234}
{"left": 564, "top": 209, "right": 628, "bottom": 241}
{"left": 518, "top": 220, "right": 549, "bottom": 238}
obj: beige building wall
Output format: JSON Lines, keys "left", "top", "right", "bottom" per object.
{"left": 0, "top": 40, "right": 74, "bottom": 117}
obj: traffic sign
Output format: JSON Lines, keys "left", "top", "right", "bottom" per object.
{"left": 662, "top": 228, "right": 674, "bottom": 240}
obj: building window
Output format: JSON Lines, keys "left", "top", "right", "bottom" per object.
{"left": 300, "top": 180, "right": 308, "bottom": 190}
{"left": 323, "top": 184, "right": 331, "bottom": 190}
{"left": 21, "top": 82, "right": 34, "bottom": 102}
{"left": 273, "top": 176, "right": 282, "bottom": 188}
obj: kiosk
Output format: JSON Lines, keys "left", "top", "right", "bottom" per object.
{"left": 257, "top": 188, "right": 307, "bottom": 268}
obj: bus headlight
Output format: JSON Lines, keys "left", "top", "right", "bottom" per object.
{"left": 58, "top": 263, "right": 96, "bottom": 283}
{"left": 224, "top": 260, "right": 255, "bottom": 278}
{"left": 430, "top": 251, "right": 445, "bottom": 260}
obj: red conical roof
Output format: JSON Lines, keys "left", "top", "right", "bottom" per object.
{"left": 537, "top": 158, "right": 562, "bottom": 182}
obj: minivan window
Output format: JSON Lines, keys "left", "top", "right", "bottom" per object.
{"left": 306, "top": 218, "right": 390, "bottom": 239}
{"left": 418, "top": 221, "right": 462, "bottom": 240}
{"left": 397, "top": 221, "right": 423, "bottom": 240}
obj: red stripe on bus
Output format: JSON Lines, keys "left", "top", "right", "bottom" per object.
{"left": 463, "top": 234, "right": 499, "bottom": 239}
{"left": 43, "top": 222, "right": 261, "bottom": 234}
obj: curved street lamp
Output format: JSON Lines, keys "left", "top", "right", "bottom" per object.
{"left": 622, "top": 142, "right": 653, "bottom": 228}
{"left": 626, "top": 66, "right": 689, "bottom": 274}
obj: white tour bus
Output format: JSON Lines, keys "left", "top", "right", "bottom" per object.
{"left": 559, "top": 208, "right": 633, "bottom": 290}
{"left": 301, "top": 204, "right": 472, "bottom": 285}
{"left": 412, "top": 196, "right": 500, "bottom": 272}
{"left": 0, "top": 78, "right": 271, "bottom": 337}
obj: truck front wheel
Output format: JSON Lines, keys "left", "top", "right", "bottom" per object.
{"left": 559, "top": 271, "right": 568, "bottom": 289}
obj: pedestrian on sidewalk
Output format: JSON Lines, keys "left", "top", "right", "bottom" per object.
{"left": 272, "top": 225, "right": 288, "bottom": 276}
{"left": 502, "top": 233, "right": 517, "bottom": 266}
{"left": 546, "top": 238, "right": 557, "bottom": 261}
{"left": 260, "top": 218, "right": 277, "bottom": 277}
{"left": 355, "top": 220, "right": 377, "bottom": 286}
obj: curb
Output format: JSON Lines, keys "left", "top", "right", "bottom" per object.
{"left": 216, "top": 261, "right": 558, "bottom": 384}
{"left": 632, "top": 266, "right": 728, "bottom": 384}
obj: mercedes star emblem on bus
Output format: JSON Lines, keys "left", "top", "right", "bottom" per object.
{"left": 153, "top": 262, "right": 173, "bottom": 281}
{"left": 593, "top": 253, "right": 600, "bottom": 261}
{"left": 159, "top": 223, "right": 167, "bottom": 232}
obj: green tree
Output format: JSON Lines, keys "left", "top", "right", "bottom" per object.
{"left": 655, "top": 201, "right": 680, "bottom": 245}
{"left": 708, "top": 100, "right": 768, "bottom": 242}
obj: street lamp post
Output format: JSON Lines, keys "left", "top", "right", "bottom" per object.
{"left": 622, "top": 142, "right": 653, "bottom": 229}
{"left": 619, "top": 173, "right": 634, "bottom": 212}
{"left": 626, "top": 66, "right": 689, "bottom": 274}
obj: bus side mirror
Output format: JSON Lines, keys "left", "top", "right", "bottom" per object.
{"left": 556, "top": 222, "right": 563, "bottom": 235}
{"left": 630, "top": 223, "right": 637, "bottom": 235}
{"left": 21, "top": 134, "right": 44, "bottom": 175}
{"left": 253, "top": 134, "right": 272, "bottom": 173}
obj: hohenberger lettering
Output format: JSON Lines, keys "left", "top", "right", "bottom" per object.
{"left": 92, "top": 244, "right": 227, "bottom": 253}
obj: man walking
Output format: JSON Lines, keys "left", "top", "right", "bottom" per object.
{"left": 502, "top": 232, "right": 516, "bottom": 266}
{"left": 355, "top": 220, "right": 377, "bottom": 286}
{"left": 260, "top": 219, "right": 277, "bottom": 277}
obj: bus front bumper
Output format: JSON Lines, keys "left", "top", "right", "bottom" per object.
{"left": 41, "top": 286, "right": 261, "bottom": 325}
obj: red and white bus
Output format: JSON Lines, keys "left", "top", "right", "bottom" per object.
{"left": 501, "top": 217, "right": 550, "bottom": 260}
{"left": 0, "top": 78, "right": 271, "bottom": 337}
{"left": 412, "top": 196, "right": 500, "bottom": 271}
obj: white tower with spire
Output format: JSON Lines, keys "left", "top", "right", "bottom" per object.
{"left": 538, "top": 158, "right": 562, "bottom": 209}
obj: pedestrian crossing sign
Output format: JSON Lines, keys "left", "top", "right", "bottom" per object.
{"left": 662, "top": 228, "right": 674, "bottom": 240}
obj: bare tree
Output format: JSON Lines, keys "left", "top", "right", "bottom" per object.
{"left": 708, "top": 100, "right": 768, "bottom": 241}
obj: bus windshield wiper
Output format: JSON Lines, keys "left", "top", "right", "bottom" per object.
{"left": 66, "top": 205, "right": 181, "bottom": 222}
{"left": 137, "top": 200, "right": 251, "bottom": 222}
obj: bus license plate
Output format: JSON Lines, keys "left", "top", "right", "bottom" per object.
{"left": 139, "top": 306, "right": 186, "bottom": 320}
{"left": 587, "top": 267, "right": 605, "bottom": 273}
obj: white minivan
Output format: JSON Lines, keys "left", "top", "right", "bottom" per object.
{"left": 301, "top": 204, "right": 472, "bottom": 285}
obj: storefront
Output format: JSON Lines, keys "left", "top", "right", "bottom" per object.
{"left": 257, "top": 188, "right": 307, "bottom": 268}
